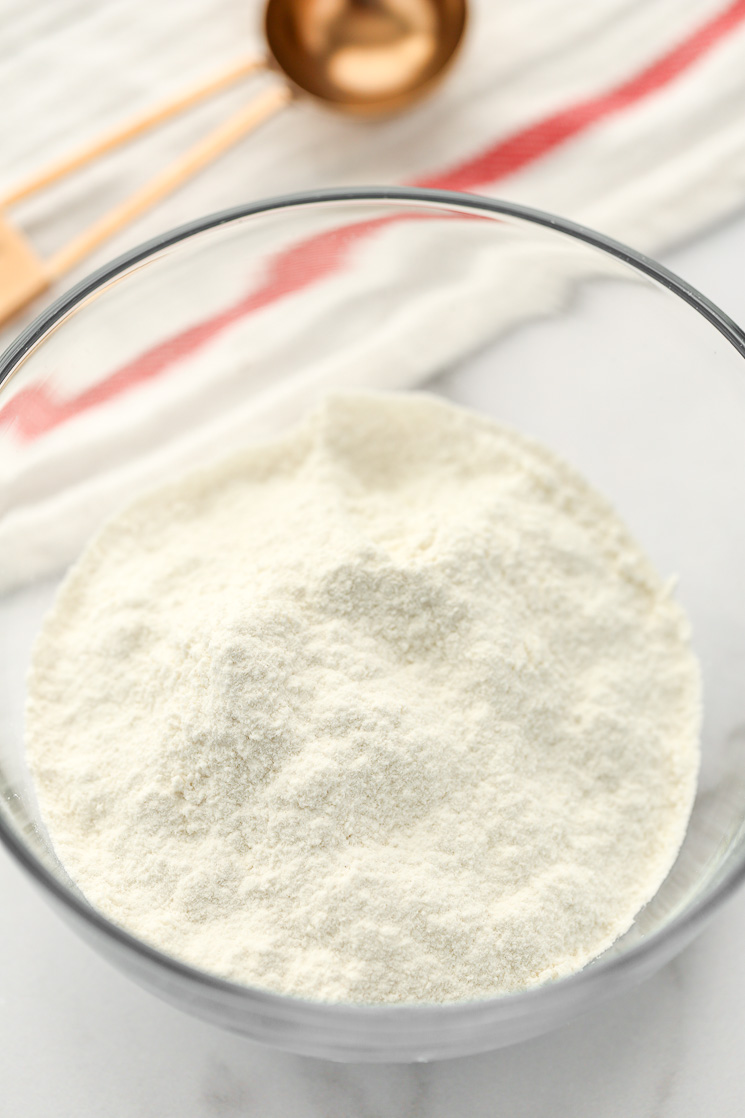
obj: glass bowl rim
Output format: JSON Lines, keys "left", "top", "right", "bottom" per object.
{"left": 2, "top": 185, "right": 745, "bottom": 1027}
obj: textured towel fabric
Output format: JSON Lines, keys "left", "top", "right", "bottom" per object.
{"left": 2, "top": 0, "right": 745, "bottom": 589}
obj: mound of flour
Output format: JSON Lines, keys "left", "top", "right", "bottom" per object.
{"left": 25, "top": 392, "right": 700, "bottom": 1003}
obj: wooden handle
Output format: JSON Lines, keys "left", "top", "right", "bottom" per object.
{"left": 45, "top": 83, "right": 292, "bottom": 280}
{"left": 2, "top": 55, "right": 265, "bottom": 209}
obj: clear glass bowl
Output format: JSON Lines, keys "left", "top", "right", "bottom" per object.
{"left": 1, "top": 188, "right": 745, "bottom": 1063}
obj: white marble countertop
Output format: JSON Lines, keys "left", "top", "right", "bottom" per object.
{"left": 3, "top": 210, "right": 745, "bottom": 1117}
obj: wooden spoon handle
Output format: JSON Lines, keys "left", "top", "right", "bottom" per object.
{"left": 2, "top": 55, "right": 266, "bottom": 209}
{"left": 45, "top": 82, "right": 292, "bottom": 280}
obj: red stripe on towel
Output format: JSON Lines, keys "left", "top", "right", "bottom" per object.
{"left": 5, "top": 0, "right": 745, "bottom": 440}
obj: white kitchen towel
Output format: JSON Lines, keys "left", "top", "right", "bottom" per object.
{"left": 2, "top": 0, "right": 745, "bottom": 590}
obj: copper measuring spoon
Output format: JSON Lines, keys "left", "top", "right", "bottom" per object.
{"left": 0, "top": 0, "right": 467, "bottom": 325}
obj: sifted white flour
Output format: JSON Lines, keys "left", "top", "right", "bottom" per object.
{"left": 25, "top": 392, "right": 700, "bottom": 1004}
